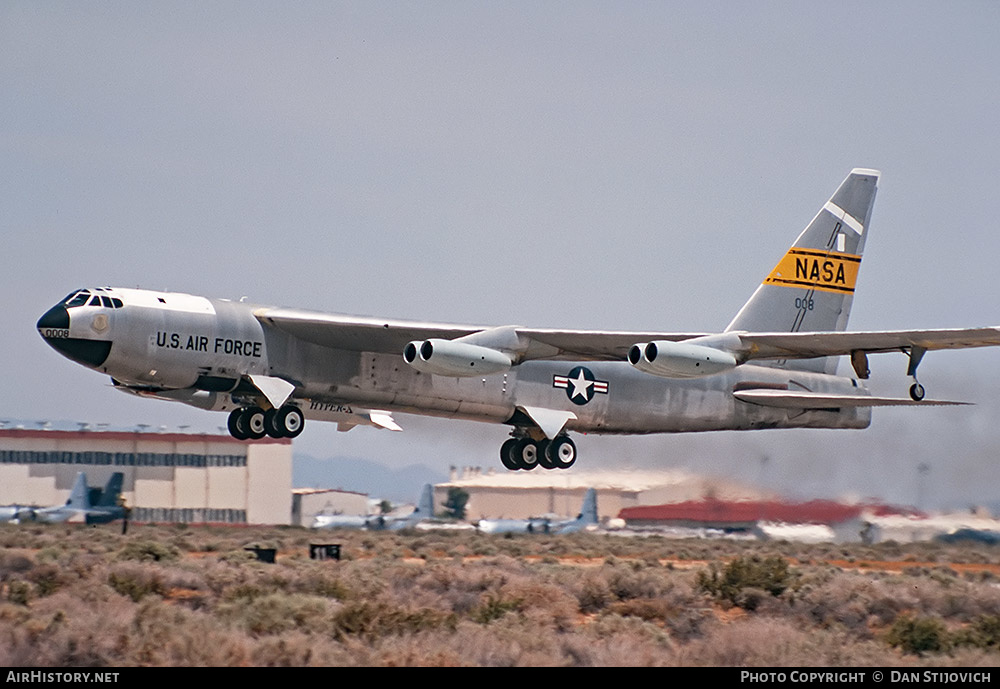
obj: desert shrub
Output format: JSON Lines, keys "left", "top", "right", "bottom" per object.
{"left": 587, "top": 612, "right": 673, "bottom": 648}
{"left": 576, "top": 574, "right": 614, "bottom": 613}
{"left": 296, "top": 572, "right": 351, "bottom": 600}
{"left": 0, "top": 551, "right": 34, "bottom": 580}
{"left": 220, "top": 592, "right": 331, "bottom": 636}
{"left": 696, "top": 555, "right": 793, "bottom": 608}
{"left": 128, "top": 598, "right": 250, "bottom": 665}
{"left": 107, "top": 563, "right": 168, "bottom": 602}
{"left": 6, "top": 580, "right": 32, "bottom": 606}
{"left": 116, "top": 540, "right": 179, "bottom": 563}
{"left": 472, "top": 592, "right": 522, "bottom": 624}
{"left": 25, "top": 564, "right": 65, "bottom": 597}
{"left": 606, "top": 597, "right": 674, "bottom": 622}
{"left": 676, "top": 616, "right": 888, "bottom": 666}
{"left": 885, "top": 614, "right": 950, "bottom": 656}
{"left": 331, "top": 600, "right": 456, "bottom": 640}
{"left": 793, "top": 572, "right": 913, "bottom": 633}
{"left": 952, "top": 614, "right": 1000, "bottom": 651}
{"left": 604, "top": 562, "right": 670, "bottom": 600}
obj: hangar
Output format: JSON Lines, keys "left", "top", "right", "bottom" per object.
{"left": 0, "top": 427, "right": 292, "bottom": 525}
{"left": 292, "top": 487, "right": 371, "bottom": 528}
{"left": 439, "top": 466, "right": 771, "bottom": 522}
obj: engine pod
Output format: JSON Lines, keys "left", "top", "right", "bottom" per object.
{"left": 403, "top": 338, "right": 511, "bottom": 377}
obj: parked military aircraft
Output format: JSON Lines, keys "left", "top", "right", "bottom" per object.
{"left": 312, "top": 483, "right": 435, "bottom": 530}
{"left": 478, "top": 488, "right": 599, "bottom": 534}
{"left": 37, "top": 169, "right": 1000, "bottom": 470}
{"left": 34, "top": 472, "right": 127, "bottom": 524}
{"left": 0, "top": 505, "right": 36, "bottom": 523}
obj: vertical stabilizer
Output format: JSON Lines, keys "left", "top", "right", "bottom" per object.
{"left": 725, "top": 168, "right": 880, "bottom": 373}
{"left": 559, "top": 488, "right": 598, "bottom": 533}
{"left": 577, "top": 488, "right": 598, "bottom": 525}
{"left": 415, "top": 483, "right": 434, "bottom": 517}
{"left": 66, "top": 472, "right": 91, "bottom": 510}
{"left": 97, "top": 473, "right": 124, "bottom": 507}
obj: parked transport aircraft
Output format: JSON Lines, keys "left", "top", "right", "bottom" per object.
{"left": 312, "top": 484, "right": 435, "bottom": 530}
{"left": 478, "top": 488, "right": 600, "bottom": 534}
{"left": 34, "top": 472, "right": 127, "bottom": 524}
{"left": 37, "top": 169, "right": 1000, "bottom": 471}
{"left": 0, "top": 504, "right": 36, "bottom": 524}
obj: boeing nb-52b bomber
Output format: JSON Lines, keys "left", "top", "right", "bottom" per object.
{"left": 37, "top": 170, "right": 1000, "bottom": 471}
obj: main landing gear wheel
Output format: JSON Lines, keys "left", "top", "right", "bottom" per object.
{"left": 244, "top": 406, "right": 267, "bottom": 440}
{"left": 545, "top": 436, "right": 577, "bottom": 469}
{"left": 500, "top": 435, "right": 577, "bottom": 471}
{"left": 265, "top": 406, "right": 304, "bottom": 438}
{"left": 500, "top": 438, "right": 520, "bottom": 471}
{"left": 537, "top": 439, "right": 555, "bottom": 469}
{"left": 228, "top": 405, "right": 305, "bottom": 440}
{"left": 514, "top": 438, "right": 540, "bottom": 471}
{"left": 228, "top": 408, "right": 250, "bottom": 440}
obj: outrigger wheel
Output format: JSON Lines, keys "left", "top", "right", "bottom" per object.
{"left": 907, "top": 345, "right": 928, "bottom": 402}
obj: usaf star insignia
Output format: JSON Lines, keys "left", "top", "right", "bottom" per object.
{"left": 553, "top": 366, "right": 609, "bottom": 405}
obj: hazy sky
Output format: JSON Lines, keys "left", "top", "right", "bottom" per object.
{"left": 3, "top": 2, "right": 999, "bottom": 509}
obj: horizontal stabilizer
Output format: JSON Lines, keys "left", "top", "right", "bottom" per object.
{"left": 734, "top": 389, "right": 970, "bottom": 409}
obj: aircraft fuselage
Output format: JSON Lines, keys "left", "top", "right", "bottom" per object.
{"left": 38, "top": 286, "right": 870, "bottom": 443}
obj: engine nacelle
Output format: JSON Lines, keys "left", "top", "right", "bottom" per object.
{"left": 628, "top": 340, "right": 738, "bottom": 378}
{"left": 403, "top": 338, "right": 511, "bottom": 377}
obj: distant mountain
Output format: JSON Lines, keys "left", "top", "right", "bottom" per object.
{"left": 294, "top": 453, "right": 448, "bottom": 504}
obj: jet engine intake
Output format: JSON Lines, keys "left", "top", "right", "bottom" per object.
{"left": 403, "top": 338, "right": 511, "bottom": 377}
{"left": 628, "top": 340, "right": 738, "bottom": 378}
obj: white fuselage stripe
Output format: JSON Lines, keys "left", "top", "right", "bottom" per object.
{"left": 823, "top": 201, "right": 864, "bottom": 235}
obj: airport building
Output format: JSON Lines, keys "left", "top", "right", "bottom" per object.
{"left": 292, "top": 487, "right": 371, "bottom": 528}
{"left": 0, "top": 428, "right": 292, "bottom": 525}
{"left": 439, "top": 466, "right": 772, "bottom": 522}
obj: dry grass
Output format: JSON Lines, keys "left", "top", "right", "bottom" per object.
{"left": 1, "top": 523, "right": 999, "bottom": 666}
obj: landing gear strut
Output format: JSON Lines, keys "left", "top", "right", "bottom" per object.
{"left": 500, "top": 433, "right": 577, "bottom": 471}
{"left": 228, "top": 405, "right": 304, "bottom": 440}
{"left": 907, "top": 345, "right": 927, "bottom": 401}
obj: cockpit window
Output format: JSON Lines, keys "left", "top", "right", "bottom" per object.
{"left": 62, "top": 288, "right": 122, "bottom": 309}
{"left": 64, "top": 291, "right": 90, "bottom": 308}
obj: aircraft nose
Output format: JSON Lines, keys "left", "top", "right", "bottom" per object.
{"left": 36, "top": 302, "right": 112, "bottom": 368}
{"left": 37, "top": 303, "right": 70, "bottom": 332}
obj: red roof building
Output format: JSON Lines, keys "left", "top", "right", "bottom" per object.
{"left": 619, "top": 498, "right": 923, "bottom": 531}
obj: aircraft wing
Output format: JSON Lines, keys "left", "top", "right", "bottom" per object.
{"left": 735, "top": 327, "right": 1000, "bottom": 361}
{"left": 255, "top": 308, "right": 481, "bottom": 353}
{"left": 255, "top": 308, "right": 705, "bottom": 362}
{"left": 257, "top": 308, "right": 999, "bottom": 365}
